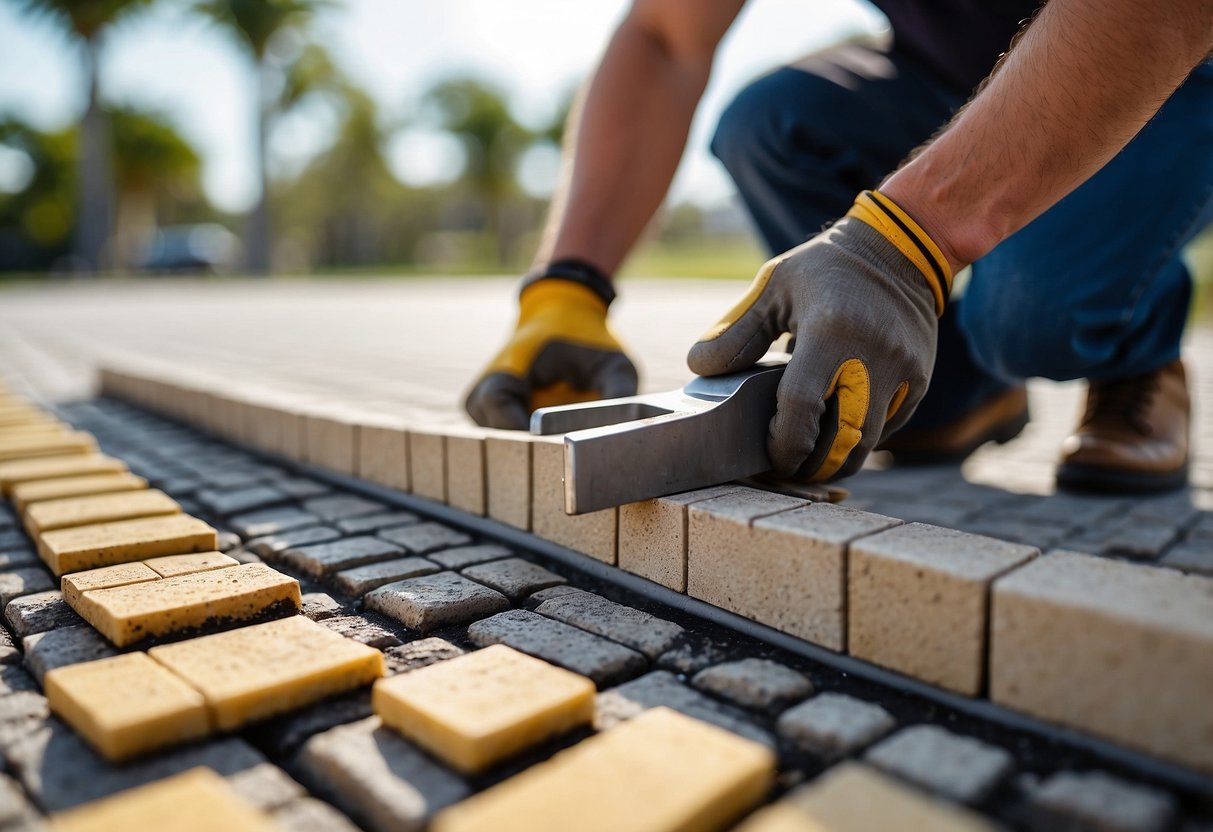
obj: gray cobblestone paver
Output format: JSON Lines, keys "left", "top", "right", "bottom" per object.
{"left": 691, "top": 658, "right": 812, "bottom": 712}
{"left": 229, "top": 506, "right": 319, "bottom": 538}
{"left": 250, "top": 692, "right": 374, "bottom": 758}
{"left": 336, "top": 511, "right": 420, "bottom": 535}
{"left": 776, "top": 692, "right": 896, "bottom": 758}
{"left": 300, "top": 592, "right": 343, "bottom": 620}
{"left": 378, "top": 522, "right": 472, "bottom": 556}
{"left": 227, "top": 762, "right": 307, "bottom": 812}
{"left": 382, "top": 637, "right": 465, "bottom": 675}
{"left": 196, "top": 484, "right": 288, "bottom": 517}
{"left": 426, "top": 544, "right": 512, "bottom": 570}
{"left": 0, "top": 569, "right": 54, "bottom": 608}
{"left": 21, "top": 625, "right": 117, "bottom": 684}
{"left": 468, "top": 609, "right": 646, "bottom": 688}
{"left": 4, "top": 592, "right": 83, "bottom": 638}
{"left": 0, "top": 549, "right": 39, "bottom": 570}
{"left": 461, "top": 557, "right": 565, "bottom": 602}
{"left": 247, "top": 525, "right": 342, "bottom": 559}
{"left": 303, "top": 495, "right": 386, "bottom": 522}
{"left": 283, "top": 536, "right": 405, "bottom": 578}
{"left": 1159, "top": 540, "right": 1213, "bottom": 576}
{"left": 1028, "top": 771, "right": 1176, "bottom": 832}
{"left": 273, "top": 797, "right": 363, "bottom": 832}
{"left": 296, "top": 716, "right": 469, "bottom": 832}
{"left": 1100, "top": 523, "right": 1179, "bottom": 560}
{"left": 534, "top": 592, "right": 683, "bottom": 660}
{"left": 319, "top": 614, "right": 404, "bottom": 650}
{"left": 273, "top": 478, "right": 331, "bottom": 499}
{"left": 366, "top": 572, "right": 509, "bottom": 632}
{"left": 333, "top": 557, "right": 439, "bottom": 597}
{"left": 864, "top": 725, "right": 1013, "bottom": 804}
{"left": 0, "top": 531, "right": 26, "bottom": 552}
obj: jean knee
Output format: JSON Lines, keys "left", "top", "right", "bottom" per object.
{"left": 958, "top": 291, "right": 1089, "bottom": 382}
{"left": 710, "top": 70, "right": 800, "bottom": 178}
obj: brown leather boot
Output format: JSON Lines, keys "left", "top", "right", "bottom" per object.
{"left": 1056, "top": 359, "right": 1190, "bottom": 493}
{"left": 878, "top": 385, "right": 1030, "bottom": 464}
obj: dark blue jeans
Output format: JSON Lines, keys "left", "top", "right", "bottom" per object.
{"left": 712, "top": 43, "right": 1213, "bottom": 430}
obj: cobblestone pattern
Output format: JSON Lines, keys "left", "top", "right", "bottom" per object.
{"left": 0, "top": 397, "right": 1203, "bottom": 829}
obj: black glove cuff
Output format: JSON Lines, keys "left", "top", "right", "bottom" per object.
{"left": 521, "top": 258, "right": 616, "bottom": 307}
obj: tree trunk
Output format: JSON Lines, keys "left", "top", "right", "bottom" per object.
{"left": 245, "top": 57, "right": 272, "bottom": 274}
{"left": 76, "top": 36, "right": 112, "bottom": 274}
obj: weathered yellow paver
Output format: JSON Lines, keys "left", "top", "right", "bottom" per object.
{"left": 0, "top": 421, "right": 70, "bottom": 440}
{"left": 38, "top": 514, "right": 218, "bottom": 576}
{"left": 49, "top": 767, "right": 281, "bottom": 832}
{"left": 25, "top": 489, "right": 180, "bottom": 535}
{"left": 0, "top": 454, "right": 128, "bottom": 495}
{"left": 72, "top": 563, "right": 301, "bottom": 647}
{"left": 374, "top": 643, "right": 594, "bottom": 774}
{"left": 0, "top": 406, "right": 52, "bottom": 427}
{"left": 734, "top": 763, "right": 995, "bottom": 832}
{"left": 0, "top": 430, "right": 96, "bottom": 462}
{"left": 144, "top": 551, "right": 239, "bottom": 578}
{"left": 149, "top": 615, "right": 385, "bottom": 731}
{"left": 43, "top": 653, "right": 210, "bottom": 763}
{"left": 433, "top": 707, "right": 775, "bottom": 832}
{"left": 11, "top": 471, "right": 149, "bottom": 511}
{"left": 61, "top": 561, "right": 162, "bottom": 607}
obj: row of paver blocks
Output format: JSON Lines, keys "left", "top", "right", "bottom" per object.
{"left": 93, "top": 365, "right": 1213, "bottom": 779}
{"left": 0, "top": 389, "right": 1196, "bottom": 832}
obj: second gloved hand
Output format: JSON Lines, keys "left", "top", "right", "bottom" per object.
{"left": 687, "top": 190, "right": 952, "bottom": 481}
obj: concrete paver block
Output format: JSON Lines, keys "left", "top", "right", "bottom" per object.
{"left": 71, "top": 562, "right": 302, "bottom": 647}
{"left": 445, "top": 434, "right": 486, "bottom": 516}
{"left": 320, "top": 614, "right": 404, "bottom": 649}
{"left": 366, "top": 571, "right": 510, "bottom": 633}
{"left": 283, "top": 536, "right": 405, "bottom": 579}
{"left": 0, "top": 566, "right": 56, "bottom": 607}
{"left": 531, "top": 439, "right": 616, "bottom": 564}
{"left": 304, "top": 410, "right": 359, "bottom": 475}
{"left": 849, "top": 523, "right": 1037, "bottom": 693}
{"left": 864, "top": 725, "right": 1012, "bottom": 804}
{"left": 468, "top": 609, "right": 646, "bottom": 689}
{"left": 148, "top": 615, "right": 384, "bottom": 731}
{"left": 196, "top": 485, "right": 288, "bottom": 517}
{"left": 333, "top": 557, "right": 441, "bottom": 597}
{"left": 692, "top": 658, "right": 812, "bottom": 712}
{"left": 485, "top": 436, "right": 530, "bottom": 529}
{"left": 336, "top": 511, "right": 419, "bottom": 535}
{"left": 226, "top": 762, "right": 306, "bottom": 812}
{"left": 22, "top": 625, "right": 117, "bottom": 684}
{"left": 6, "top": 591, "right": 85, "bottom": 637}
{"left": 296, "top": 716, "right": 470, "bottom": 832}
{"left": 776, "top": 693, "right": 895, "bottom": 759}
{"left": 38, "top": 514, "right": 219, "bottom": 577}
{"left": 303, "top": 494, "right": 385, "bottom": 522}
{"left": 25, "top": 489, "right": 180, "bottom": 535}
{"left": 229, "top": 507, "right": 318, "bottom": 538}
{"left": 44, "top": 653, "right": 210, "bottom": 762}
{"left": 462, "top": 557, "right": 565, "bottom": 602}
{"left": 382, "top": 637, "right": 465, "bottom": 676}
{"left": 535, "top": 591, "right": 683, "bottom": 660}
{"left": 379, "top": 521, "right": 472, "bottom": 555}
{"left": 735, "top": 763, "right": 995, "bottom": 832}
{"left": 431, "top": 707, "right": 775, "bottom": 832}
{"left": 408, "top": 432, "right": 446, "bottom": 503}
{"left": 990, "top": 550, "right": 1213, "bottom": 773}
{"left": 373, "top": 644, "right": 594, "bottom": 774}
{"left": 12, "top": 472, "right": 148, "bottom": 512}
{"left": 618, "top": 485, "right": 743, "bottom": 592}
{"left": 1027, "top": 771, "right": 1175, "bottom": 832}
{"left": 61, "top": 561, "right": 161, "bottom": 607}
{"left": 428, "top": 544, "right": 512, "bottom": 570}
{"left": 0, "top": 431, "right": 96, "bottom": 462}
{"left": 143, "top": 551, "right": 239, "bottom": 578}
{"left": 357, "top": 419, "right": 411, "bottom": 492}
{"left": 48, "top": 767, "right": 279, "bottom": 832}
{"left": 246, "top": 525, "right": 340, "bottom": 559}
{"left": 0, "top": 456, "right": 127, "bottom": 495}
{"left": 272, "top": 797, "right": 361, "bottom": 832}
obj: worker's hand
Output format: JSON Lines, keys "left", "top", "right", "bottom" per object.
{"left": 465, "top": 272, "right": 638, "bottom": 429}
{"left": 687, "top": 190, "right": 952, "bottom": 481}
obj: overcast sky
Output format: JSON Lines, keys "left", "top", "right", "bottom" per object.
{"left": 0, "top": 0, "right": 886, "bottom": 213}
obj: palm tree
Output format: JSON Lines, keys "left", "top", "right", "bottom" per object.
{"left": 17, "top": 0, "right": 153, "bottom": 272}
{"left": 193, "top": 0, "right": 323, "bottom": 273}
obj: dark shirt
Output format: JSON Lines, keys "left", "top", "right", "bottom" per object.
{"left": 874, "top": 0, "right": 1043, "bottom": 93}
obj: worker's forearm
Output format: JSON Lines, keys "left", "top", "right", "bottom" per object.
{"left": 534, "top": 19, "right": 710, "bottom": 277}
{"left": 882, "top": 0, "right": 1213, "bottom": 273}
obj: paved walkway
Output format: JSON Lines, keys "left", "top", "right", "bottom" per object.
{"left": 0, "top": 276, "right": 1210, "bottom": 568}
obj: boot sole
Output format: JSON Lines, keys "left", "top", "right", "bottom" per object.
{"left": 1056, "top": 460, "right": 1189, "bottom": 495}
{"left": 885, "top": 407, "right": 1030, "bottom": 467}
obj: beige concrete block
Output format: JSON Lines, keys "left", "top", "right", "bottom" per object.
{"left": 849, "top": 524, "right": 1037, "bottom": 694}
{"left": 144, "top": 551, "right": 239, "bottom": 578}
{"left": 374, "top": 644, "right": 594, "bottom": 774}
{"left": 357, "top": 416, "right": 410, "bottom": 492}
{"left": 49, "top": 767, "right": 280, "bottom": 832}
{"left": 0, "top": 406, "right": 51, "bottom": 427}
{"left": 433, "top": 706, "right": 775, "bottom": 832}
{"left": 304, "top": 408, "right": 360, "bottom": 475}
{"left": 12, "top": 472, "right": 149, "bottom": 512}
{"left": 0, "top": 455, "right": 128, "bottom": 495}
{"left": 408, "top": 431, "right": 446, "bottom": 503}
{"left": 0, "top": 431, "right": 96, "bottom": 463}
{"left": 619, "top": 486, "right": 745, "bottom": 592}
{"left": 991, "top": 550, "right": 1213, "bottom": 773}
{"left": 531, "top": 438, "right": 616, "bottom": 564}
{"left": 149, "top": 615, "right": 385, "bottom": 731}
{"left": 43, "top": 653, "right": 210, "bottom": 763}
{"left": 25, "top": 489, "right": 180, "bottom": 535}
{"left": 485, "top": 435, "right": 532, "bottom": 530}
{"left": 693, "top": 503, "right": 900, "bottom": 650}
{"left": 0, "top": 421, "right": 69, "bottom": 440}
{"left": 72, "top": 563, "right": 302, "bottom": 647}
{"left": 735, "top": 763, "right": 994, "bottom": 832}
{"left": 61, "top": 561, "right": 162, "bottom": 607}
{"left": 446, "top": 433, "right": 487, "bottom": 516}
{"left": 38, "top": 514, "right": 219, "bottom": 577}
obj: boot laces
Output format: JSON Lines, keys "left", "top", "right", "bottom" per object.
{"left": 1084, "top": 372, "right": 1159, "bottom": 436}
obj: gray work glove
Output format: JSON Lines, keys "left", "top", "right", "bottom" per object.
{"left": 687, "top": 190, "right": 952, "bottom": 481}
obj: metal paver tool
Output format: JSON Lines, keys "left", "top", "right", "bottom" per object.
{"left": 531, "top": 356, "right": 835, "bottom": 514}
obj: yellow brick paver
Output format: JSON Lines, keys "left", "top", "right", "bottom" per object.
{"left": 0, "top": 454, "right": 128, "bottom": 495}
{"left": 433, "top": 707, "right": 775, "bottom": 832}
{"left": 148, "top": 616, "right": 384, "bottom": 731}
{"left": 734, "top": 763, "right": 995, "bottom": 832}
{"left": 72, "top": 563, "right": 301, "bottom": 647}
{"left": 374, "top": 643, "right": 594, "bottom": 774}
{"left": 25, "top": 489, "right": 180, "bottom": 535}
{"left": 0, "top": 430, "right": 96, "bottom": 462}
{"left": 0, "top": 421, "right": 69, "bottom": 440}
{"left": 11, "top": 471, "right": 149, "bottom": 511}
{"left": 49, "top": 767, "right": 281, "bottom": 832}
{"left": 44, "top": 653, "right": 210, "bottom": 763}
{"left": 143, "top": 551, "right": 239, "bottom": 578}
{"left": 38, "top": 514, "right": 218, "bottom": 576}
{"left": 61, "top": 561, "right": 162, "bottom": 607}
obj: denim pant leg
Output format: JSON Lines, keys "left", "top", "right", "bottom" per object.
{"left": 960, "top": 61, "right": 1213, "bottom": 384}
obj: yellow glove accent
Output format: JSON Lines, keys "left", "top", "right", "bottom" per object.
{"left": 846, "top": 190, "right": 952, "bottom": 316}
{"left": 814, "top": 358, "right": 870, "bottom": 481}
{"left": 697, "top": 256, "right": 781, "bottom": 343}
{"left": 484, "top": 280, "right": 622, "bottom": 378}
